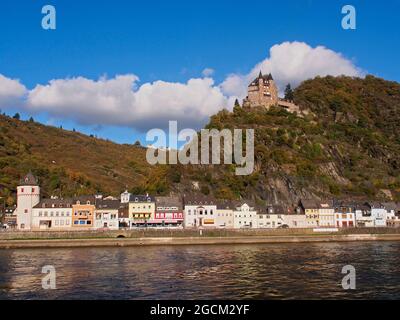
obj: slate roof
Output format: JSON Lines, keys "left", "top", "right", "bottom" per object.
{"left": 129, "top": 194, "right": 155, "bottom": 203}
{"left": 34, "top": 198, "right": 73, "bottom": 209}
{"left": 19, "top": 172, "right": 38, "bottom": 186}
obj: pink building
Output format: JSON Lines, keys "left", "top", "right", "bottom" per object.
{"left": 153, "top": 196, "right": 184, "bottom": 227}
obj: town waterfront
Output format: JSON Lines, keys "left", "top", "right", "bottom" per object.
{"left": 1, "top": 241, "right": 399, "bottom": 300}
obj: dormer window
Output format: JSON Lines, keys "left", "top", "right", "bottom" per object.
{"left": 87, "top": 201, "right": 90, "bottom": 205}
{"left": 135, "top": 198, "right": 138, "bottom": 202}
{"left": 77, "top": 201, "right": 81, "bottom": 205}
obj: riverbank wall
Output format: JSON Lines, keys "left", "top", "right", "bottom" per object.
{"left": 1, "top": 228, "right": 400, "bottom": 249}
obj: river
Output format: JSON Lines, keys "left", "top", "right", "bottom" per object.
{"left": 0, "top": 241, "right": 399, "bottom": 299}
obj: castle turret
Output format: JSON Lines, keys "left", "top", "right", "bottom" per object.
{"left": 16, "top": 172, "right": 40, "bottom": 230}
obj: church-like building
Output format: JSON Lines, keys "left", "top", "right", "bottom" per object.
{"left": 242, "top": 71, "right": 300, "bottom": 113}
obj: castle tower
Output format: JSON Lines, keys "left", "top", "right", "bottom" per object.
{"left": 243, "top": 71, "right": 279, "bottom": 108}
{"left": 16, "top": 172, "right": 40, "bottom": 230}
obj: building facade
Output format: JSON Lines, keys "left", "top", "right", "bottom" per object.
{"left": 72, "top": 196, "right": 96, "bottom": 229}
{"left": 128, "top": 194, "right": 155, "bottom": 227}
{"left": 184, "top": 196, "right": 217, "bottom": 228}
{"left": 234, "top": 202, "right": 258, "bottom": 229}
{"left": 256, "top": 205, "right": 285, "bottom": 229}
{"left": 32, "top": 198, "right": 73, "bottom": 230}
{"left": 215, "top": 200, "right": 235, "bottom": 228}
{"left": 334, "top": 201, "right": 356, "bottom": 228}
{"left": 95, "top": 200, "right": 120, "bottom": 230}
{"left": 318, "top": 201, "right": 335, "bottom": 227}
{"left": 299, "top": 200, "right": 319, "bottom": 228}
{"left": 154, "top": 196, "right": 184, "bottom": 227}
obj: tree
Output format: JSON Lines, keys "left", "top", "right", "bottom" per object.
{"left": 13, "top": 113, "right": 20, "bottom": 120}
{"left": 29, "top": 116, "right": 34, "bottom": 122}
{"left": 134, "top": 140, "right": 141, "bottom": 147}
{"left": 234, "top": 99, "right": 241, "bottom": 108}
{"left": 284, "top": 84, "right": 294, "bottom": 101}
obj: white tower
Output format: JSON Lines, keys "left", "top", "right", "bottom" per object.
{"left": 16, "top": 173, "right": 40, "bottom": 230}
{"left": 121, "top": 190, "right": 131, "bottom": 204}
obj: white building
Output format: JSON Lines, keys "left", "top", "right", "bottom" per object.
{"left": 32, "top": 199, "right": 73, "bottom": 230}
{"left": 215, "top": 201, "right": 235, "bottom": 228}
{"left": 318, "top": 201, "right": 335, "bottom": 227}
{"left": 95, "top": 200, "right": 119, "bottom": 230}
{"left": 334, "top": 201, "right": 356, "bottom": 228}
{"left": 234, "top": 202, "right": 258, "bottom": 229}
{"left": 16, "top": 173, "right": 40, "bottom": 230}
{"left": 256, "top": 205, "right": 285, "bottom": 229}
{"left": 184, "top": 196, "right": 217, "bottom": 228}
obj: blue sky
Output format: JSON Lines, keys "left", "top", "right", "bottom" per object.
{"left": 0, "top": 0, "right": 399, "bottom": 145}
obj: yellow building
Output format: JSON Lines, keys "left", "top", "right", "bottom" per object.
{"left": 299, "top": 199, "right": 319, "bottom": 228}
{"left": 128, "top": 194, "right": 155, "bottom": 227}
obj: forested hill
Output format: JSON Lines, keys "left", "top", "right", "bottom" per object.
{"left": 170, "top": 75, "right": 400, "bottom": 206}
{"left": 1, "top": 75, "right": 399, "bottom": 207}
{"left": 0, "top": 115, "right": 169, "bottom": 206}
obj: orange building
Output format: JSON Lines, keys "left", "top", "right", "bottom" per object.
{"left": 72, "top": 196, "right": 96, "bottom": 228}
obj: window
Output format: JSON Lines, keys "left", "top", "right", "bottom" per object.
{"left": 32, "top": 188, "right": 35, "bottom": 193}
{"left": 21, "top": 188, "right": 24, "bottom": 193}
{"left": 24, "top": 209, "right": 28, "bottom": 213}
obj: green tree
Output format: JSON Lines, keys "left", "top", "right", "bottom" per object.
{"left": 13, "top": 113, "right": 20, "bottom": 120}
{"left": 29, "top": 116, "right": 34, "bottom": 122}
{"left": 284, "top": 84, "right": 294, "bottom": 101}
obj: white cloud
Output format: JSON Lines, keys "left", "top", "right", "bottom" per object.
{"left": 2, "top": 41, "right": 364, "bottom": 131}
{"left": 0, "top": 74, "right": 27, "bottom": 107}
{"left": 27, "top": 75, "right": 230, "bottom": 130}
{"left": 220, "top": 41, "right": 363, "bottom": 98}
{"left": 202, "top": 68, "right": 214, "bottom": 77}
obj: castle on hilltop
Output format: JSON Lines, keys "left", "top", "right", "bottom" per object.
{"left": 242, "top": 71, "right": 300, "bottom": 113}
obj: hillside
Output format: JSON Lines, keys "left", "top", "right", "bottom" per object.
{"left": 1, "top": 75, "right": 399, "bottom": 208}
{"left": 169, "top": 75, "right": 400, "bottom": 207}
{"left": 0, "top": 116, "right": 170, "bottom": 205}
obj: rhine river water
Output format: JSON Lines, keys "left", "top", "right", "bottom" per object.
{"left": 0, "top": 241, "right": 399, "bottom": 299}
